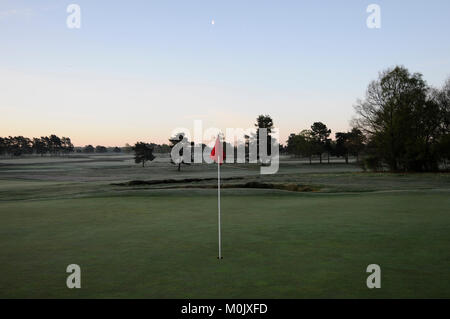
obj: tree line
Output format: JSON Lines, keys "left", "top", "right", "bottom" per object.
{"left": 3, "top": 66, "right": 448, "bottom": 172}
{"left": 144, "top": 115, "right": 277, "bottom": 171}
{"left": 0, "top": 135, "right": 74, "bottom": 157}
{"left": 286, "top": 66, "right": 450, "bottom": 171}
{"left": 133, "top": 66, "right": 450, "bottom": 173}
{"left": 0, "top": 135, "right": 174, "bottom": 157}
{"left": 286, "top": 124, "right": 365, "bottom": 164}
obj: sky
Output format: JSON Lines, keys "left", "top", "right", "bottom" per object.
{"left": 1, "top": 0, "right": 450, "bottom": 146}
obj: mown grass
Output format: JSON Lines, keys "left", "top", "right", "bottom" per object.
{"left": 0, "top": 190, "right": 449, "bottom": 298}
{"left": 0, "top": 155, "right": 449, "bottom": 298}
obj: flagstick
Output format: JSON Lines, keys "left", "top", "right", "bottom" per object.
{"left": 217, "top": 148, "right": 222, "bottom": 259}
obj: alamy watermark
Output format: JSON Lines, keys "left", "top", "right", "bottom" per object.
{"left": 366, "top": 264, "right": 381, "bottom": 289}
{"left": 66, "top": 4, "right": 81, "bottom": 29}
{"left": 366, "top": 4, "right": 381, "bottom": 29}
{"left": 169, "top": 120, "right": 280, "bottom": 174}
{"left": 66, "top": 264, "right": 81, "bottom": 288}
{"left": 66, "top": 4, "right": 381, "bottom": 30}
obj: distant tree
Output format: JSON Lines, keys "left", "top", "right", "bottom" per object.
{"left": 0, "top": 135, "right": 75, "bottom": 157}
{"left": 300, "top": 130, "right": 316, "bottom": 164}
{"left": 335, "top": 132, "right": 351, "bottom": 163}
{"left": 151, "top": 143, "right": 171, "bottom": 153}
{"left": 48, "top": 135, "right": 62, "bottom": 156}
{"left": 132, "top": 142, "right": 155, "bottom": 167}
{"left": 310, "top": 122, "right": 331, "bottom": 164}
{"left": 0, "top": 137, "right": 6, "bottom": 156}
{"left": 347, "top": 128, "right": 365, "bottom": 162}
{"left": 123, "top": 143, "right": 133, "bottom": 153}
{"left": 23, "top": 136, "right": 33, "bottom": 155}
{"left": 279, "top": 143, "right": 288, "bottom": 155}
{"left": 1, "top": 137, "right": 15, "bottom": 156}
{"left": 335, "top": 128, "right": 365, "bottom": 164}
{"left": 3, "top": 137, "right": 13, "bottom": 156}
{"left": 95, "top": 145, "right": 108, "bottom": 153}
{"left": 255, "top": 114, "right": 274, "bottom": 160}
{"left": 61, "top": 137, "right": 74, "bottom": 155}
{"left": 158, "top": 144, "right": 171, "bottom": 153}
{"left": 8, "top": 136, "right": 32, "bottom": 156}
{"left": 83, "top": 145, "right": 95, "bottom": 153}
{"left": 244, "top": 134, "right": 250, "bottom": 162}
{"left": 41, "top": 136, "right": 50, "bottom": 155}
{"left": 286, "top": 134, "right": 297, "bottom": 156}
{"left": 255, "top": 114, "right": 274, "bottom": 133}
{"left": 324, "top": 138, "right": 335, "bottom": 164}
{"left": 169, "top": 133, "right": 191, "bottom": 171}
{"left": 113, "top": 146, "right": 122, "bottom": 153}
{"left": 286, "top": 130, "right": 315, "bottom": 164}
{"left": 32, "top": 137, "right": 48, "bottom": 156}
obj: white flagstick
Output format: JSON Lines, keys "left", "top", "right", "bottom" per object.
{"left": 217, "top": 136, "right": 222, "bottom": 259}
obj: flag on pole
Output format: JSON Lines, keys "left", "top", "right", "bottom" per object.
{"left": 210, "top": 135, "right": 224, "bottom": 164}
{"left": 210, "top": 135, "right": 223, "bottom": 259}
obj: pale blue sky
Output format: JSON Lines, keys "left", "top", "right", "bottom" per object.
{"left": 1, "top": 0, "right": 450, "bottom": 146}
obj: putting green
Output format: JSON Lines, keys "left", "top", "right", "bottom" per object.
{"left": 1, "top": 189, "right": 449, "bottom": 298}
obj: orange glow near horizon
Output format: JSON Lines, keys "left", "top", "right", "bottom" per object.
{"left": 1, "top": 69, "right": 352, "bottom": 147}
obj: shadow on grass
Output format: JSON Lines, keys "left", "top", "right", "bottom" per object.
{"left": 113, "top": 178, "right": 320, "bottom": 193}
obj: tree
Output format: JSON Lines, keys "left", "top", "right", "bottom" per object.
{"left": 32, "top": 137, "right": 48, "bottom": 156}
{"left": 48, "top": 135, "right": 62, "bottom": 156}
{"left": 0, "top": 135, "right": 74, "bottom": 157}
{"left": 286, "top": 130, "right": 315, "bottom": 164}
{"left": 169, "top": 133, "right": 191, "bottom": 171}
{"left": 123, "top": 143, "right": 133, "bottom": 153}
{"left": 2, "top": 137, "right": 14, "bottom": 156}
{"left": 41, "top": 136, "right": 51, "bottom": 155}
{"left": 255, "top": 114, "right": 274, "bottom": 133}
{"left": 335, "top": 132, "right": 351, "bottom": 163}
{"left": 286, "top": 133, "right": 298, "bottom": 156}
{"left": 7, "top": 136, "right": 32, "bottom": 156}
{"left": 431, "top": 77, "right": 450, "bottom": 167}
{"left": 310, "top": 122, "right": 331, "bottom": 164}
{"left": 83, "top": 145, "right": 95, "bottom": 153}
{"left": 353, "top": 66, "right": 443, "bottom": 171}
{"left": 95, "top": 145, "right": 108, "bottom": 153}
{"left": 158, "top": 144, "right": 171, "bottom": 153}
{"left": 0, "top": 137, "right": 6, "bottom": 156}
{"left": 298, "top": 130, "right": 315, "bottom": 164}
{"left": 335, "top": 128, "right": 365, "bottom": 164}
{"left": 324, "top": 138, "right": 334, "bottom": 164}
{"left": 255, "top": 115, "right": 274, "bottom": 161}
{"left": 347, "top": 128, "right": 365, "bottom": 162}
{"left": 61, "top": 137, "right": 74, "bottom": 155}
{"left": 113, "top": 147, "right": 122, "bottom": 153}
{"left": 132, "top": 142, "right": 155, "bottom": 167}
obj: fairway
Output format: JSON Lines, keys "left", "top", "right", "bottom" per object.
{"left": 1, "top": 187, "right": 449, "bottom": 298}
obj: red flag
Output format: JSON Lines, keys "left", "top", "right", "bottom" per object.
{"left": 210, "top": 136, "right": 224, "bottom": 164}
